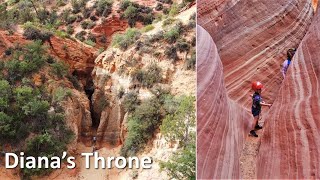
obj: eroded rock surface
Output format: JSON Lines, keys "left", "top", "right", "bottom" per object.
{"left": 197, "top": 25, "right": 251, "bottom": 179}
{"left": 198, "top": 0, "right": 313, "bottom": 108}
{"left": 257, "top": 4, "right": 320, "bottom": 178}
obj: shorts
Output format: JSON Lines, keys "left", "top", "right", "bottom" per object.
{"left": 251, "top": 108, "right": 261, "bottom": 117}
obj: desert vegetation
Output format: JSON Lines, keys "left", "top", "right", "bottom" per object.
{"left": 0, "top": 41, "right": 74, "bottom": 177}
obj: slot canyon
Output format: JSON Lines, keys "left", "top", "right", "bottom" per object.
{"left": 0, "top": 0, "right": 196, "bottom": 179}
{"left": 197, "top": 0, "right": 320, "bottom": 179}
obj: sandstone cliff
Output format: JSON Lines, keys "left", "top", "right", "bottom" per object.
{"left": 257, "top": 3, "right": 320, "bottom": 178}
{"left": 197, "top": 25, "right": 251, "bottom": 179}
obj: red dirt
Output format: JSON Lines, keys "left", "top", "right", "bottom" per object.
{"left": 91, "top": 16, "right": 128, "bottom": 47}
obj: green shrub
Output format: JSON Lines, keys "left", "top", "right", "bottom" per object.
{"left": 17, "top": 5, "right": 35, "bottom": 24}
{"left": 51, "top": 61, "right": 69, "bottom": 78}
{"left": 185, "top": 50, "right": 195, "bottom": 70}
{"left": 165, "top": 46, "right": 178, "bottom": 60}
{"left": 22, "top": 99, "right": 50, "bottom": 117}
{"left": 155, "top": 3, "right": 163, "bottom": 11}
{"left": 87, "top": 21, "right": 96, "bottom": 29}
{"left": 90, "top": 15, "right": 98, "bottom": 21}
{"left": 176, "top": 39, "right": 190, "bottom": 52}
{"left": 81, "top": 20, "right": 89, "bottom": 29}
{"left": 120, "top": 1, "right": 154, "bottom": 27}
{"left": 82, "top": 8, "right": 92, "bottom": 19}
{"left": 159, "top": 95, "right": 196, "bottom": 179}
{"left": 38, "top": 9, "right": 50, "bottom": 23}
{"left": 71, "top": 0, "right": 85, "bottom": 14}
{"left": 142, "top": 64, "right": 162, "bottom": 87}
{"left": 169, "top": 3, "right": 179, "bottom": 16}
{"left": 0, "top": 112, "right": 16, "bottom": 141}
{"left": 87, "top": 33, "right": 96, "bottom": 42}
{"left": 53, "top": 87, "right": 72, "bottom": 102}
{"left": 76, "top": 15, "right": 83, "bottom": 22}
{"left": 149, "top": 31, "right": 164, "bottom": 43}
{"left": 131, "top": 64, "right": 162, "bottom": 88}
{"left": 0, "top": 80, "right": 10, "bottom": 110}
{"left": 190, "top": 12, "right": 196, "bottom": 21}
{"left": 5, "top": 41, "right": 46, "bottom": 81}
{"left": 112, "top": 28, "right": 141, "bottom": 50}
{"left": 162, "top": 18, "right": 176, "bottom": 27}
{"left": 120, "top": 97, "right": 162, "bottom": 156}
{"left": 84, "top": 39, "right": 96, "bottom": 46}
{"left": 23, "top": 26, "right": 53, "bottom": 43}
{"left": 142, "top": 25, "right": 154, "bottom": 32}
{"left": 75, "top": 31, "right": 87, "bottom": 41}
{"left": 160, "top": 143, "right": 196, "bottom": 179}
{"left": 95, "top": 0, "right": 113, "bottom": 17}
{"left": 23, "top": 129, "right": 73, "bottom": 176}
{"left": 187, "top": 19, "right": 196, "bottom": 29}
{"left": 66, "top": 25, "right": 74, "bottom": 35}
{"left": 142, "top": 14, "right": 154, "bottom": 25}
{"left": 123, "top": 91, "right": 140, "bottom": 112}
{"left": 67, "top": 74, "right": 81, "bottom": 90}
{"left": 66, "top": 15, "right": 77, "bottom": 24}
{"left": 164, "top": 28, "right": 180, "bottom": 44}
{"left": 0, "top": 42, "right": 73, "bottom": 177}
{"left": 55, "top": 30, "right": 69, "bottom": 38}
{"left": 119, "top": 0, "right": 132, "bottom": 11}
{"left": 124, "top": 5, "right": 138, "bottom": 27}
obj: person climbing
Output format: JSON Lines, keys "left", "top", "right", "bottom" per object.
{"left": 250, "top": 81, "right": 272, "bottom": 137}
{"left": 93, "top": 136, "right": 97, "bottom": 145}
{"left": 281, "top": 48, "right": 296, "bottom": 78}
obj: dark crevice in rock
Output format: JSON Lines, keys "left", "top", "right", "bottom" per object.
{"left": 84, "top": 78, "right": 100, "bottom": 129}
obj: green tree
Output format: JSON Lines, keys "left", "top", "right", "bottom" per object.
{"left": 160, "top": 96, "right": 196, "bottom": 179}
{"left": 160, "top": 142, "right": 196, "bottom": 180}
{"left": 14, "top": 86, "right": 35, "bottom": 107}
{"left": 121, "top": 97, "right": 162, "bottom": 156}
{"left": 161, "top": 96, "right": 195, "bottom": 146}
{"left": 96, "top": 0, "right": 113, "bottom": 17}
{"left": 112, "top": 28, "right": 141, "bottom": 50}
{"left": 0, "top": 112, "right": 16, "bottom": 142}
{"left": 51, "top": 61, "right": 68, "bottom": 78}
{"left": 0, "top": 80, "right": 10, "bottom": 110}
{"left": 22, "top": 100, "right": 50, "bottom": 116}
{"left": 123, "top": 91, "right": 140, "bottom": 112}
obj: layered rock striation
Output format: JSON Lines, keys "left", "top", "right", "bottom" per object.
{"left": 198, "top": 0, "right": 314, "bottom": 108}
{"left": 257, "top": 4, "right": 320, "bottom": 178}
{"left": 197, "top": 25, "right": 251, "bottom": 179}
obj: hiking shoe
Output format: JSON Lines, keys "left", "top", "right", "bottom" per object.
{"left": 250, "top": 130, "right": 258, "bottom": 137}
{"left": 255, "top": 125, "right": 263, "bottom": 130}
